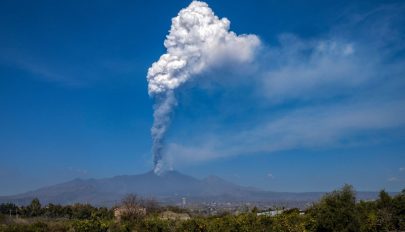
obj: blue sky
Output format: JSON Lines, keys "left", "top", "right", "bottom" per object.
{"left": 0, "top": 0, "right": 404, "bottom": 195}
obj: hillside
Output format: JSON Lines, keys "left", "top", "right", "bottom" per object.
{"left": 0, "top": 170, "right": 379, "bottom": 207}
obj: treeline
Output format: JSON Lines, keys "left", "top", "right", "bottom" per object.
{"left": 0, "top": 185, "right": 404, "bottom": 232}
{"left": 306, "top": 185, "right": 405, "bottom": 231}
{"left": 0, "top": 199, "right": 113, "bottom": 220}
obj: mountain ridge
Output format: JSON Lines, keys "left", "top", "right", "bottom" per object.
{"left": 0, "top": 170, "right": 381, "bottom": 208}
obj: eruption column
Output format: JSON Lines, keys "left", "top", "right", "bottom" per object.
{"left": 146, "top": 1, "right": 260, "bottom": 174}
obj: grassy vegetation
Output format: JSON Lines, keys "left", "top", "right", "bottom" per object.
{"left": 0, "top": 185, "right": 404, "bottom": 232}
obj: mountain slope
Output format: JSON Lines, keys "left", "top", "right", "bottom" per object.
{"left": 0, "top": 171, "right": 257, "bottom": 206}
{"left": 0, "top": 170, "right": 380, "bottom": 207}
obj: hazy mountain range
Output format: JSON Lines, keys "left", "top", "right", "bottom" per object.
{"left": 0, "top": 171, "right": 381, "bottom": 208}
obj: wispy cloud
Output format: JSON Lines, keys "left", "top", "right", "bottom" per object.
{"left": 166, "top": 98, "right": 405, "bottom": 165}
{"left": 0, "top": 50, "right": 79, "bottom": 86}
{"left": 161, "top": 3, "right": 405, "bottom": 168}
{"left": 388, "top": 177, "right": 399, "bottom": 182}
{"left": 0, "top": 48, "right": 139, "bottom": 87}
{"left": 267, "top": 172, "right": 274, "bottom": 179}
{"left": 260, "top": 37, "right": 369, "bottom": 103}
{"left": 66, "top": 166, "right": 88, "bottom": 177}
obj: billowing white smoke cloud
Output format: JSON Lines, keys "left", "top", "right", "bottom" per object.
{"left": 147, "top": 1, "right": 260, "bottom": 174}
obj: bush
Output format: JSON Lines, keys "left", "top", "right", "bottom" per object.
{"left": 0, "top": 186, "right": 404, "bottom": 232}
{"left": 307, "top": 184, "right": 360, "bottom": 232}
{"left": 0, "top": 222, "right": 48, "bottom": 232}
{"left": 141, "top": 218, "right": 175, "bottom": 232}
{"left": 271, "top": 211, "right": 306, "bottom": 232}
{"left": 70, "top": 219, "right": 109, "bottom": 232}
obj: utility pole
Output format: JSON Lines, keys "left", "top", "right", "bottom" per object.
{"left": 9, "top": 209, "right": 11, "bottom": 217}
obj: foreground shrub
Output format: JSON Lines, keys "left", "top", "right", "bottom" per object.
{"left": 70, "top": 219, "right": 109, "bottom": 232}
{"left": 0, "top": 222, "right": 48, "bottom": 232}
{"left": 306, "top": 184, "right": 360, "bottom": 232}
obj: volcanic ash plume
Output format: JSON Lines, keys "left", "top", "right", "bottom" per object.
{"left": 146, "top": 1, "right": 260, "bottom": 174}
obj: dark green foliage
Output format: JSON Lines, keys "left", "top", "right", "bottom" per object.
{"left": 356, "top": 200, "right": 378, "bottom": 231}
{"left": 141, "top": 218, "right": 176, "bottom": 232}
{"left": 70, "top": 219, "right": 109, "bottom": 232}
{"left": 28, "top": 198, "right": 42, "bottom": 217}
{"left": 0, "top": 187, "right": 404, "bottom": 232}
{"left": 270, "top": 210, "right": 306, "bottom": 232}
{"left": 179, "top": 218, "right": 208, "bottom": 232}
{"left": 0, "top": 222, "right": 48, "bottom": 232}
{"left": 107, "top": 222, "right": 132, "bottom": 232}
{"left": 0, "top": 199, "right": 114, "bottom": 221}
{"left": 70, "top": 204, "right": 96, "bottom": 220}
{"left": 0, "top": 203, "right": 18, "bottom": 215}
{"left": 306, "top": 184, "right": 360, "bottom": 232}
{"left": 392, "top": 189, "right": 405, "bottom": 229}
{"left": 43, "top": 203, "right": 70, "bottom": 218}
{"left": 374, "top": 189, "right": 405, "bottom": 231}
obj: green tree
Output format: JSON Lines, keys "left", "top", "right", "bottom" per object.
{"left": 392, "top": 189, "right": 405, "bottom": 230}
{"left": 71, "top": 204, "right": 95, "bottom": 220}
{"left": 356, "top": 200, "right": 378, "bottom": 232}
{"left": 28, "top": 198, "right": 42, "bottom": 217}
{"left": 307, "top": 184, "right": 360, "bottom": 232}
{"left": 375, "top": 190, "right": 396, "bottom": 231}
{"left": 0, "top": 203, "right": 18, "bottom": 215}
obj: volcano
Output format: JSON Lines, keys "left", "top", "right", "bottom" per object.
{"left": 0, "top": 170, "right": 379, "bottom": 207}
